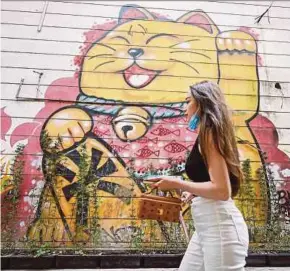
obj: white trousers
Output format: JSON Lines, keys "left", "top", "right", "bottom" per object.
{"left": 179, "top": 197, "right": 249, "bottom": 271}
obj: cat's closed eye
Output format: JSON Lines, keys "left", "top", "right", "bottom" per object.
{"left": 146, "top": 33, "right": 179, "bottom": 45}
{"left": 110, "top": 36, "right": 130, "bottom": 44}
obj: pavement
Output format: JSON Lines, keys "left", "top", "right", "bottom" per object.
{"left": 6, "top": 268, "right": 290, "bottom": 271}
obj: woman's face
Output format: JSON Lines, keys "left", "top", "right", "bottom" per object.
{"left": 185, "top": 93, "right": 198, "bottom": 122}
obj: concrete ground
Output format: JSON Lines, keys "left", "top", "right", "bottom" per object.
{"left": 6, "top": 268, "right": 290, "bottom": 271}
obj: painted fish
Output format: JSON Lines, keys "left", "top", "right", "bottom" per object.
{"left": 137, "top": 136, "right": 158, "bottom": 144}
{"left": 163, "top": 116, "right": 187, "bottom": 123}
{"left": 164, "top": 140, "right": 191, "bottom": 153}
{"left": 135, "top": 146, "right": 160, "bottom": 158}
{"left": 150, "top": 125, "right": 180, "bottom": 136}
{"left": 109, "top": 142, "right": 130, "bottom": 153}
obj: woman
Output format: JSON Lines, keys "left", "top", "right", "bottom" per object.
{"left": 146, "top": 81, "right": 249, "bottom": 271}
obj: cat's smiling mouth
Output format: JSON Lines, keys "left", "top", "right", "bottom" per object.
{"left": 122, "top": 64, "right": 162, "bottom": 89}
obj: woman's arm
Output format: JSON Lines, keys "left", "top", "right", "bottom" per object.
{"left": 179, "top": 132, "right": 231, "bottom": 200}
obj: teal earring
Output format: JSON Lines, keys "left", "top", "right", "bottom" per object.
{"left": 188, "top": 114, "right": 200, "bottom": 131}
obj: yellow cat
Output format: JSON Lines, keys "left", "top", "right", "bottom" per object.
{"left": 27, "top": 5, "right": 266, "bottom": 247}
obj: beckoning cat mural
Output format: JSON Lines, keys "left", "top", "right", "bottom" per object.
{"left": 1, "top": 4, "right": 289, "bottom": 248}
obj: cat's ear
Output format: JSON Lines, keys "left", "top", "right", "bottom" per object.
{"left": 119, "top": 4, "right": 155, "bottom": 24}
{"left": 177, "top": 10, "right": 219, "bottom": 34}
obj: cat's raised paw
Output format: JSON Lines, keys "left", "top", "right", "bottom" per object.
{"left": 216, "top": 31, "right": 256, "bottom": 53}
{"left": 42, "top": 107, "right": 93, "bottom": 152}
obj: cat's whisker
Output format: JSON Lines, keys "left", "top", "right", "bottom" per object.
{"left": 170, "top": 50, "right": 211, "bottom": 60}
{"left": 169, "top": 39, "right": 200, "bottom": 48}
{"left": 89, "top": 53, "right": 114, "bottom": 60}
{"left": 95, "top": 42, "right": 116, "bottom": 52}
{"left": 93, "top": 60, "right": 116, "bottom": 71}
{"left": 169, "top": 58, "right": 200, "bottom": 74}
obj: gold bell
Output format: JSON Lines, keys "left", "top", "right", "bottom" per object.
{"left": 112, "top": 107, "right": 152, "bottom": 141}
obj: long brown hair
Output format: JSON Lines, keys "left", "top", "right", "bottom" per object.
{"left": 190, "top": 81, "right": 243, "bottom": 197}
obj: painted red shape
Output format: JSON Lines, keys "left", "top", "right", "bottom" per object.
{"left": 74, "top": 21, "right": 117, "bottom": 78}
{"left": 250, "top": 114, "right": 289, "bottom": 164}
{"left": 10, "top": 122, "right": 41, "bottom": 148}
{"left": 250, "top": 114, "right": 290, "bottom": 191}
{"left": 1, "top": 107, "right": 12, "bottom": 141}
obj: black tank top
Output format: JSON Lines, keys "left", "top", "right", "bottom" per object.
{"left": 185, "top": 136, "right": 210, "bottom": 182}
{"left": 185, "top": 136, "right": 238, "bottom": 186}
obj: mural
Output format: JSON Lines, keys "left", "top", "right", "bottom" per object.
{"left": 1, "top": 4, "right": 289, "bottom": 249}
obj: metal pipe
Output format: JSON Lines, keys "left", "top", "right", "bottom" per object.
{"left": 37, "top": 1, "right": 49, "bottom": 32}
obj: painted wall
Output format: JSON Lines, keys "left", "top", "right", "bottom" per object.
{"left": 1, "top": 1, "right": 290, "bottom": 252}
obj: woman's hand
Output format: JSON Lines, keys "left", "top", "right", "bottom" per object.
{"left": 181, "top": 191, "right": 195, "bottom": 203}
{"left": 144, "top": 176, "right": 181, "bottom": 191}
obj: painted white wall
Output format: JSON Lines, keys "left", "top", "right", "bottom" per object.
{"left": 1, "top": 0, "right": 290, "bottom": 155}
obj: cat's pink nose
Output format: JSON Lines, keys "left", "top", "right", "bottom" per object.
{"left": 128, "top": 48, "right": 144, "bottom": 58}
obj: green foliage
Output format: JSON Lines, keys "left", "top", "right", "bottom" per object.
{"left": 238, "top": 159, "right": 256, "bottom": 229}
{"left": 250, "top": 164, "right": 290, "bottom": 252}
{"left": 1, "top": 143, "right": 25, "bottom": 252}
{"left": 2, "top": 131, "right": 290, "bottom": 255}
{"left": 10, "top": 144, "right": 25, "bottom": 203}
